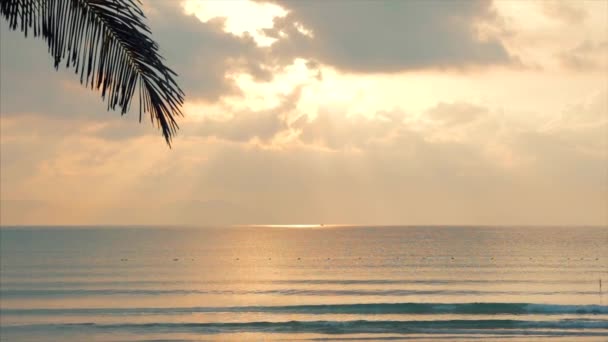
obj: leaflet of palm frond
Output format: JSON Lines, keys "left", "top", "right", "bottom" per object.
{"left": 1, "top": 0, "right": 184, "bottom": 145}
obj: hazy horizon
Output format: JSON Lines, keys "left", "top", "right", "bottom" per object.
{"left": 1, "top": 224, "right": 607, "bottom": 229}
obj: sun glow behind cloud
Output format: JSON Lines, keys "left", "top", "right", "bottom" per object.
{"left": 243, "top": 224, "right": 327, "bottom": 229}
{"left": 177, "top": 0, "right": 607, "bottom": 138}
{"left": 1, "top": 0, "right": 606, "bottom": 225}
{"left": 183, "top": 0, "right": 287, "bottom": 46}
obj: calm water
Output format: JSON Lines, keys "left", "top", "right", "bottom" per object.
{"left": 0, "top": 226, "right": 607, "bottom": 341}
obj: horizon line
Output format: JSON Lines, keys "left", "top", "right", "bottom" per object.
{"left": 1, "top": 224, "right": 607, "bottom": 229}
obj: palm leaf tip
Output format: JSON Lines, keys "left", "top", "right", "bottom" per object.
{"left": 1, "top": 0, "right": 185, "bottom": 145}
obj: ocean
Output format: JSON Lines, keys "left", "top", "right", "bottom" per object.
{"left": 0, "top": 226, "right": 606, "bottom": 341}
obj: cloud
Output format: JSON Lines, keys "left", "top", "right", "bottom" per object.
{"left": 182, "top": 0, "right": 287, "bottom": 47}
{"left": 184, "top": 87, "right": 301, "bottom": 143}
{"left": 266, "top": 0, "right": 517, "bottom": 73}
{"left": 0, "top": 1, "right": 274, "bottom": 118}
{"left": 426, "top": 102, "right": 488, "bottom": 126}
{"left": 145, "top": 0, "right": 273, "bottom": 101}
{"left": 295, "top": 109, "right": 403, "bottom": 150}
{"left": 541, "top": 90, "right": 608, "bottom": 158}
{"left": 0, "top": 21, "right": 106, "bottom": 118}
{"left": 1, "top": 1, "right": 282, "bottom": 142}
{"left": 548, "top": 90, "right": 608, "bottom": 128}
{"left": 2, "top": 93, "right": 606, "bottom": 225}
{"left": 558, "top": 40, "right": 608, "bottom": 71}
{"left": 1, "top": 1, "right": 606, "bottom": 226}
{"left": 541, "top": 0, "right": 587, "bottom": 25}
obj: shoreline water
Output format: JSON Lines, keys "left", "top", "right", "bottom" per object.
{"left": 1, "top": 226, "right": 607, "bottom": 341}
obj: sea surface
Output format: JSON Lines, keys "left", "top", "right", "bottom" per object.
{"left": 0, "top": 226, "right": 607, "bottom": 341}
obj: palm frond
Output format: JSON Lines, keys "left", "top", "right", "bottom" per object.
{"left": 1, "top": 0, "right": 184, "bottom": 145}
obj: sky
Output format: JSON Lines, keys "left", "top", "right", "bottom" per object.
{"left": 0, "top": 0, "right": 607, "bottom": 226}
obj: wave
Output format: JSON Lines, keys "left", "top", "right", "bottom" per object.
{"left": 0, "top": 288, "right": 600, "bottom": 298}
{"left": 3, "top": 303, "right": 607, "bottom": 316}
{"left": 3, "top": 319, "right": 608, "bottom": 335}
{"left": 0, "top": 278, "right": 598, "bottom": 288}
{"left": 3, "top": 263, "right": 605, "bottom": 270}
{"left": 3, "top": 268, "right": 604, "bottom": 280}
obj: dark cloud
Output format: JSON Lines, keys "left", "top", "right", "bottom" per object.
{"left": 1, "top": 1, "right": 278, "bottom": 143}
{"left": 0, "top": 1, "right": 273, "bottom": 119}
{"left": 0, "top": 18, "right": 163, "bottom": 136}
{"left": 0, "top": 21, "right": 104, "bottom": 117}
{"left": 145, "top": 1, "right": 273, "bottom": 101}
{"left": 1, "top": 0, "right": 519, "bottom": 136}
{"left": 266, "top": 0, "right": 517, "bottom": 73}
